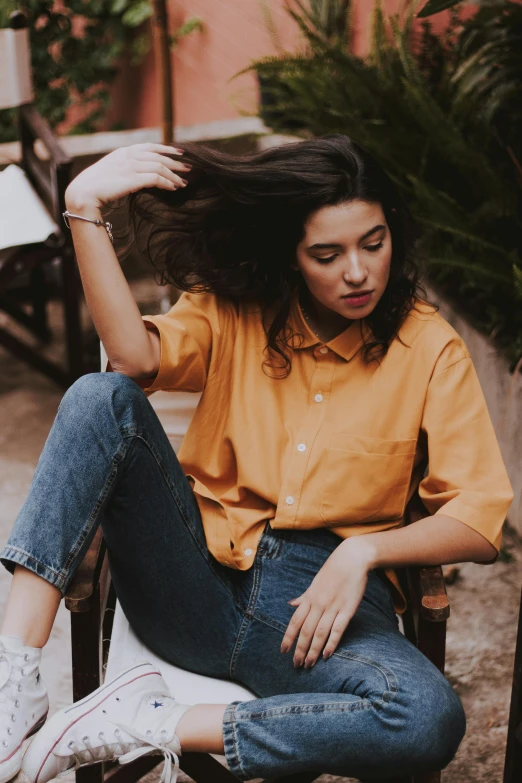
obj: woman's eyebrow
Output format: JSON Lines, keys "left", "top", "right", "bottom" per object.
{"left": 307, "top": 224, "right": 386, "bottom": 251}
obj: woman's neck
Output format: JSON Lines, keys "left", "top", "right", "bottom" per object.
{"left": 299, "top": 289, "right": 353, "bottom": 343}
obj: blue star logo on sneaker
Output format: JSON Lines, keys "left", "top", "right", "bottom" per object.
{"left": 144, "top": 693, "right": 167, "bottom": 710}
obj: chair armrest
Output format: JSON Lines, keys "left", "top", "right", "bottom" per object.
{"left": 64, "top": 528, "right": 106, "bottom": 613}
{"left": 19, "top": 104, "right": 70, "bottom": 167}
{"left": 405, "top": 490, "right": 450, "bottom": 622}
{"left": 418, "top": 565, "right": 450, "bottom": 622}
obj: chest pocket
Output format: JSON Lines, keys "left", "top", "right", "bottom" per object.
{"left": 320, "top": 433, "right": 417, "bottom": 526}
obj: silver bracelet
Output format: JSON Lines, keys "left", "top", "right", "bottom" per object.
{"left": 62, "top": 210, "right": 114, "bottom": 243}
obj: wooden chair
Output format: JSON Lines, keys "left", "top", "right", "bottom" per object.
{"left": 64, "top": 359, "right": 450, "bottom": 783}
{"left": 504, "top": 586, "right": 522, "bottom": 782}
{"left": 0, "top": 11, "right": 84, "bottom": 386}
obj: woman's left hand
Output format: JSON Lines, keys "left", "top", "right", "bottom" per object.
{"left": 280, "top": 538, "right": 373, "bottom": 668}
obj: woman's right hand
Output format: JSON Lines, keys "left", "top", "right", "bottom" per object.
{"left": 65, "top": 142, "right": 191, "bottom": 210}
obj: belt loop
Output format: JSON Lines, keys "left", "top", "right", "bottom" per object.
{"left": 258, "top": 520, "right": 282, "bottom": 560}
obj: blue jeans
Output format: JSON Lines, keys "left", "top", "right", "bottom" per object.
{"left": 1, "top": 373, "right": 466, "bottom": 781}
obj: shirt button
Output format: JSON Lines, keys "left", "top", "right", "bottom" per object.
{"left": 319, "top": 346, "right": 328, "bottom": 354}
{"left": 244, "top": 548, "right": 253, "bottom": 556}
{"left": 285, "top": 496, "right": 295, "bottom": 505}
{"left": 314, "top": 393, "right": 323, "bottom": 402}
{"left": 297, "top": 443, "right": 306, "bottom": 452}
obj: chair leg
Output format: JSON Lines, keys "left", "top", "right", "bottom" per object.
{"left": 504, "top": 586, "right": 522, "bottom": 783}
{"left": 70, "top": 585, "right": 104, "bottom": 783}
{"left": 414, "top": 774, "right": 440, "bottom": 783}
{"left": 61, "top": 246, "right": 84, "bottom": 383}
{"left": 30, "top": 264, "right": 51, "bottom": 341}
{"left": 360, "top": 777, "right": 412, "bottom": 783}
{"left": 262, "top": 773, "right": 318, "bottom": 783}
{"left": 417, "top": 617, "right": 446, "bottom": 675}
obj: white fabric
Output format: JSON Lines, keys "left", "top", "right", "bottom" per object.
{"left": 0, "top": 165, "right": 59, "bottom": 251}
{"left": 0, "top": 28, "right": 33, "bottom": 110}
{"left": 105, "top": 602, "right": 256, "bottom": 705}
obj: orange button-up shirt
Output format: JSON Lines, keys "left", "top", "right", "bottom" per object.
{"left": 137, "top": 291, "right": 513, "bottom": 612}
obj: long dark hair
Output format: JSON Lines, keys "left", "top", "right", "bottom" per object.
{"left": 121, "top": 134, "right": 427, "bottom": 377}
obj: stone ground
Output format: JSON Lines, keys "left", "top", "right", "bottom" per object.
{"left": 0, "top": 282, "right": 520, "bottom": 783}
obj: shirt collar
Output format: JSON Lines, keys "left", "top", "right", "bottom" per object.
{"left": 289, "top": 289, "right": 370, "bottom": 362}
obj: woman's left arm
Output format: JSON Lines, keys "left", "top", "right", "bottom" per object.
{"left": 352, "top": 511, "right": 497, "bottom": 570}
{"left": 282, "top": 347, "right": 513, "bottom": 669}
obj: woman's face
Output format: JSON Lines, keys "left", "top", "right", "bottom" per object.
{"left": 295, "top": 199, "right": 392, "bottom": 324}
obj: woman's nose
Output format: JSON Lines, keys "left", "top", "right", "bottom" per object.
{"left": 343, "top": 255, "right": 368, "bottom": 285}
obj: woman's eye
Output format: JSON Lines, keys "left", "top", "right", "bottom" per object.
{"left": 314, "top": 254, "right": 337, "bottom": 264}
{"left": 365, "top": 241, "right": 384, "bottom": 253}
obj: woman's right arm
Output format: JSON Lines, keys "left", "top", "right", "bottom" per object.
{"left": 64, "top": 142, "right": 191, "bottom": 380}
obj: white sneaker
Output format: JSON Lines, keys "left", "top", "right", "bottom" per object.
{"left": 22, "top": 661, "right": 190, "bottom": 783}
{"left": 0, "top": 635, "right": 48, "bottom": 783}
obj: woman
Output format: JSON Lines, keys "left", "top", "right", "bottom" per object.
{"left": 0, "top": 135, "right": 513, "bottom": 783}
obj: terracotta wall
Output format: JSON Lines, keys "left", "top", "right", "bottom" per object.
{"left": 103, "top": 0, "right": 301, "bottom": 132}
{"left": 62, "top": 0, "right": 459, "bottom": 134}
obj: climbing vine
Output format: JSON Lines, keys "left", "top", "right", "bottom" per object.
{"left": 0, "top": 1, "right": 201, "bottom": 143}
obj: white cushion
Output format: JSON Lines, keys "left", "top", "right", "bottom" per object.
{"left": 0, "top": 165, "right": 59, "bottom": 251}
{"left": 106, "top": 601, "right": 257, "bottom": 705}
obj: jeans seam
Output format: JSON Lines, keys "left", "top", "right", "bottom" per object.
{"left": 0, "top": 547, "right": 67, "bottom": 591}
{"left": 228, "top": 557, "right": 264, "bottom": 680}
{"left": 119, "top": 427, "right": 242, "bottom": 607}
{"left": 222, "top": 702, "right": 248, "bottom": 780}
{"left": 63, "top": 457, "right": 123, "bottom": 572}
{"left": 249, "top": 609, "right": 399, "bottom": 700}
{"left": 333, "top": 649, "right": 398, "bottom": 699}
{"left": 233, "top": 699, "right": 373, "bottom": 720}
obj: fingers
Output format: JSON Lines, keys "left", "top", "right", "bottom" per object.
{"left": 281, "top": 600, "right": 352, "bottom": 668}
{"left": 322, "top": 613, "right": 350, "bottom": 661}
{"left": 292, "top": 605, "right": 324, "bottom": 668}
{"left": 135, "top": 160, "right": 188, "bottom": 189}
{"left": 139, "top": 151, "right": 192, "bottom": 173}
{"left": 132, "top": 172, "right": 184, "bottom": 193}
{"left": 140, "top": 142, "right": 185, "bottom": 155}
{"left": 280, "top": 599, "right": 311, "bottom": 656}
{"left": 303, "top": 609, "right": 340, "bottom": 667}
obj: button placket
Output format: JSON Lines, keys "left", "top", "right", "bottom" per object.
{"left": 276, "top": 351, "right": 334, "bottom": 525}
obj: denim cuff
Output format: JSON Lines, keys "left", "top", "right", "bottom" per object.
{"left": 0, "top": 546, "right": 67, "bottom": 592}
{"left": 222, "top": 700, "right": 250, "bottom": 781}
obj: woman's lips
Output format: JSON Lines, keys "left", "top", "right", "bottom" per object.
{"left": 341, "top": 291, "right": 373, "bottom": 307}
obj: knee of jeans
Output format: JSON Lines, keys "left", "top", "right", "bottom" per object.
{"left": 59, "top": 372, "right": 143, "bottom": 419}
{"left": 400, "top": 679, "right": 466, "bottom": 771}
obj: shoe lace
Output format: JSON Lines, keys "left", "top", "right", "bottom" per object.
{"left": 0, "top": 649, "right": 25, "bottom": 743}
{"left": 117, "top": 724, "right": 180, "bottom": 783}
{"left": 57, "top": 729, "right": 135, "bottom": 774}
{"left": 57, "top": 726, "right": 180, "bottom": 783}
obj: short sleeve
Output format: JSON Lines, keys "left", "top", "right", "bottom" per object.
{"left": 418, "top": 343, "right": 514, "bottom": 557}
{"left": 133, "top": 292, "right": 215, "bottom": 394}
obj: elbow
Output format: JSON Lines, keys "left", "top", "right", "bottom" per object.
{"left": 474, "top": 539, "right": 499, "bottom": 565}
{"left": 108, "top": 358, "right": 158, "bottom": 382}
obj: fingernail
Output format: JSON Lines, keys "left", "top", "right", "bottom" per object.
{"left": 184, "top": 164, "right": 192, "bottom": 170}
{"left": 280, "top": 644, "right": 288, "bottom": 654}
{"left": 294, "top": 659, "right": 301, "bottom": 668}
{"left": 182, "top": 179, "right": 188, "bottom": 186}
{"left": 304, "top": 658, "right": 313, "bottom": 669}
{"left": 323, "top": 650, "right": 332, "bottom": 660}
